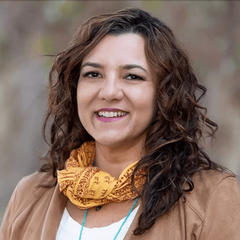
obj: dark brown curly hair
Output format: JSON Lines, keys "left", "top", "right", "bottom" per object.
{"left": 41, "top": 8, "right": 224, "bottom": 235}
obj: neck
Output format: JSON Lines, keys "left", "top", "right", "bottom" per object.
{"left": 94, "top": 140, "right": 144, "bottom": 178}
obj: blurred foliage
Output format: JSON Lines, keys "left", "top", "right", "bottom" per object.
{"left": 141, "top": 1, "right": 164, "bottom": 14}
{"left": 33, "top": 35, "right": 55, "bottom": 54}
{"left": 0, "top": 38, "right": 9, "bottom": 71}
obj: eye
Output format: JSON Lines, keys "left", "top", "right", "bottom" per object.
{"left": 82, "top": 71, "right": 102, "bottom": 78}
{"left": 125, "top": 74, "right": 144, "bottom": 81}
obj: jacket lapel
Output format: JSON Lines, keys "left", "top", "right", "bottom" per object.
{"left": 40, "top": 184, "right": 67, "bottom": 240}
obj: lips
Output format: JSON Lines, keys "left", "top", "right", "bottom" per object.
{"left": 95, "top": 108, "right": 128, "bottom": 118}
{"left": 97, "top": 111, "right": 127, "bottom": 118}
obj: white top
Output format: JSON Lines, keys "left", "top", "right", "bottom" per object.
{"left": 56, "top": 205, "right": 139, "bottom": 240}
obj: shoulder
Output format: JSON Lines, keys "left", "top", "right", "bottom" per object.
{"left": 0, "top": 171, "right": 58, "bottom": 237}
{"left": 184, "top": 169, "right": 240, "bottom": 220}
{"left": 14, "top": 171, "right": 56, "bottom": 199}
{"left": 16, "top": 171, "right": 55, "bottom": 192}
{"left": 10, "top": 171, "right": 57, "bottom": 215}
{"left": 0, "top": 172, "right": 67, "bottom": 240}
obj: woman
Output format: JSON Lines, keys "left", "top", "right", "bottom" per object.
{"left": 1, "top": 8, "right": 240, "bottom": 240}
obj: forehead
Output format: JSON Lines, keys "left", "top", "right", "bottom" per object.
{"left": 82, "top": 33, "right": 149, "bottom": 68}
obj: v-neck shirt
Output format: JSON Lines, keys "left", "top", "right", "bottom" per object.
{"left": 56, "top": 205, "right": 139, "bottom": 240}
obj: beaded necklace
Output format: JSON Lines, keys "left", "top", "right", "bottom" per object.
{"left": 78, "top": 197, "right": 139, "bottom": 240}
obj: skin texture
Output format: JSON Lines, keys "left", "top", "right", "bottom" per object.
{"left": 66, "top": 34, "right": 156, "bottom": 227}
{"left": 77, "top": 33, "right": 157, "bottom": 178}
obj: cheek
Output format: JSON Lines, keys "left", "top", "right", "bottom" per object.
{"left": 133, "top": 92, "right": 156, "bottom": 129}
{"left": 141, "top": 88, "right": 157, "bottom": 116}
{"left": 76, "top": 86, "right": 87, "bottom": 120}
{"left": 77, "top": 82, "right": 90, "bottom": 107}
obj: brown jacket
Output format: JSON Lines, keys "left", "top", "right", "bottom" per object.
{"left": 1, "top": 170, "right": 240, "bottom": 240}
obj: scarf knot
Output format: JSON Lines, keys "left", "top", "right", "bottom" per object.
{"left": 57, "top": 141, "right": 144, "bottom": 209}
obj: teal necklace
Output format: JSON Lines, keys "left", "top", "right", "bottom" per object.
{"left": 78, "top": 197, "right": 139, "bottom": 240}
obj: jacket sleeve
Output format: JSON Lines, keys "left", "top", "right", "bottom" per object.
{"left": 0, "top": 181, "right": 19, "bottom": 240}
{"left": 198, "top": 176, "right": 240, "bottom": 240}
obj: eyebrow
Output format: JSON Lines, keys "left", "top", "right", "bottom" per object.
{"left": 81, "top": 62, "right": 103, "bottom": 69}
{"left": 121, "top": 64, "right": 147, "bottom": 73}
{"left": 81, "top": 62, "right": 148, "bottom": 73}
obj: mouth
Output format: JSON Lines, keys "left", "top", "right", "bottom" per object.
{"left": 96, "top": 110, "right": 128, "bottom": 118}
{"left": 95, "top": 109, "right": 128, "bottom": 122}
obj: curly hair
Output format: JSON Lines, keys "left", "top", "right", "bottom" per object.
{"left": 41, "top": 8, "right": 223, "bottom": 235}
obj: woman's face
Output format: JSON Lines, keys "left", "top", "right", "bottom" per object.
{"left": 77, "top": 33, "right": 157, "bottom": 149}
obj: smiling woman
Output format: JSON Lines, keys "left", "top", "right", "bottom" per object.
{"left": 1, "top": 7, "right": 240, "bottom": 240}
{"left": 77, "top": 34, "right": 156, "bottom": 158}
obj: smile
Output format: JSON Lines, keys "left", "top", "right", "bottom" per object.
{"left": 97, "top": 111, "right": 128, "bottom": 118}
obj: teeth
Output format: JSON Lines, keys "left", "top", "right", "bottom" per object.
{"left": 97, "top": 111, "right": 127, "bottom": 118}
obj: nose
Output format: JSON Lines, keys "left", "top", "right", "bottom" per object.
{"left": 98, "top": 77, "right": 124, "bottom": 101}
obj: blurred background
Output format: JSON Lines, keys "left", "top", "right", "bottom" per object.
{"left": 0, "top": 1, "right": 239, "bottom": 224}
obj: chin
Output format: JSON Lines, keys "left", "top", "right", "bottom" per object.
{"left": 95, "top": 139, "right": 125, "bottom": 148}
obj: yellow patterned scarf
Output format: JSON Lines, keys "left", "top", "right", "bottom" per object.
{"left": 57, "top": 141, "right": 144, "bottom": 209}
